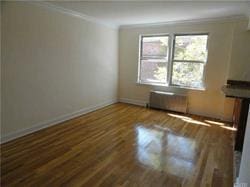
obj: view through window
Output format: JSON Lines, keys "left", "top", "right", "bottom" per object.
{"left": 138, "top": 34, "right": 208, "bottom": 89}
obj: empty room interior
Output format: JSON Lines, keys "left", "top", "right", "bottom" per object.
{"left": 1, "top": 1, "right": 250, "bottom": 187}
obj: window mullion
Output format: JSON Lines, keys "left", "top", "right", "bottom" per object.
{"left": 173, "top": 59, "right": 205, "bottom": 64}
{"left": 168, "top": 34, "right": 175, "bottom": 86}
{"left": 138, "top": 35, "right": 143, "bottom": 83}
{"left": 141, "top": 57, "right": 168, "bottom": 61}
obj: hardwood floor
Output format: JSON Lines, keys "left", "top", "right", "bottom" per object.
{"left": 1, "top": 103, "right": 234, "bottom": 187}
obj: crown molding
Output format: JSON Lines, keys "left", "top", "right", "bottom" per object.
{"left": 28, "top": 1, "right": 118, "bottom": 30}
{"left": 119, "top": 15, "right": 248, "bottom": 29}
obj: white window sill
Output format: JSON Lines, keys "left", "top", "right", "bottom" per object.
{"left": 136, "top": 81, "right": 206, "bottom": 91}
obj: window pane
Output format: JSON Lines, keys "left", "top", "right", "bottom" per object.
{"left": 142, "top": 36, "right": 169, "bottom": 58}
{"left": 140, "top": 59, "right": 167, "bottom": 83}
{"left": 172, "top": 62, "right": 204, "bottom": 88}
{"left": 174, "top": 35, "right": 208, "bottom": 61}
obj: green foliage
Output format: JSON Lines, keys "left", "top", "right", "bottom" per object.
{"left": 172, "top": 62, "right": 204, "bottom": 88}
{"left": 174, "top": 35, "right": 207, "bottom": 61}
{"left": 154, "top": 65, "right": 167, "bottom": 82}
{"left": 172, "top": 35, "right": 207, "bottom": 88}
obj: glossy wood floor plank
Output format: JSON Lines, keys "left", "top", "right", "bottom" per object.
{"left": 1, "top": 103, "right": 234, "bottom": 187}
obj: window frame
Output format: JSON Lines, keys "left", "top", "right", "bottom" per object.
{"left": 137, "top": 34, "right": 171, "bottom": 85}
{"left": 137, "top": 33, "right": 209, "bottom": 90}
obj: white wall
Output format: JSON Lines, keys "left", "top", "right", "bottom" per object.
{"left": 248, "top": 16, "right": 250, "bottom": 30}
{"left": 119, "top": 19, "right": 249, "bottom": 121}
{"left": 228, "top": 20, "right": 250, "bottom": 81}
{"left": 1, "top": 2, "right": 118, "bottom": 141}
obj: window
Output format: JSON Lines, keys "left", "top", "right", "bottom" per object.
{"left": 138, "top": 35, "right": 169, "bottom": 84}
{"left": 138, "top": 34, "right": 208, "bottom": 89}
{"left": 171, "top": 34, "right": 208, "bottom": 88}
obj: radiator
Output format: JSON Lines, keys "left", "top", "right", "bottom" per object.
{"left": 149, "top": 91, "right": 187, "bottom": 113}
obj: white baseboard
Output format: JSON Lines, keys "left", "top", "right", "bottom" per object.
{"left": 1, "top": 99, "right": 117, "bottom": 144}
{"left": 119, "top": 98, "right": 147, "bottom": 107}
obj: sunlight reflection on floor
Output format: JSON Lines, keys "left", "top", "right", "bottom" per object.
{"left": 167, "top": 113, "right": 191, "bottom": 120}
{"left": 204, "top": 120, "right": 225, "bottom": 126}
{"left": 167, "top": 113, "right": 235, "bottom": 131}
{"left": 167, "top": 113, "right": 211, "bottom": 127}
{"left": 182, "top": 118, "right": 211, "bottom": 127}
{"left": 220, "top": 126, "right": 237, "bottom": 131}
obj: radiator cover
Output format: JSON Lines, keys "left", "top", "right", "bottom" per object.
{"left": 149, "top": 91, "right": 187, "bottom": 113}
